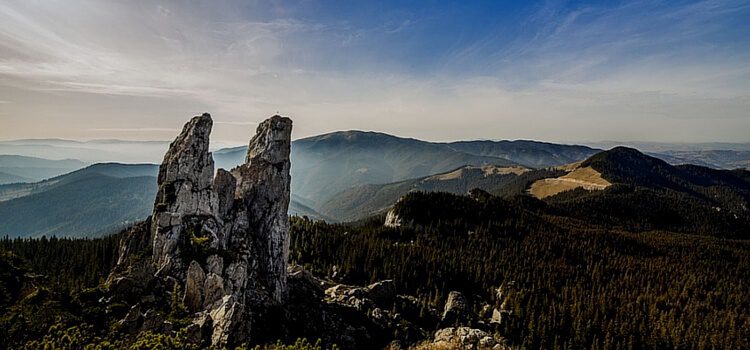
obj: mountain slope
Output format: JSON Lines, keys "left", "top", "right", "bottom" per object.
{"left": 214, "top": 132, "right": 609, "bottom": 210}
{"left": 0, "top": 162, "right": 329, "bottom": 237}
{"left": 0, "top": 155, "right": 87, "bottom": 184}
{"left": 292, "top": 131, "right": 522, "bottom": 205}
{"left": 446, "top": 140, "right": 599, "bottom": 168}
{"left": 0, "top": 172, "right": 33, "bottom": 185}
{"left": 0, "top": 174, "right": 157, "bottom": 238}
{"left": 0, "top": 163, "right": 159, "bottom": 202}
{"left": 320, "top": 165, "right": 528, "bottom": 221}
{"left": 536, "top": 147, "right": 750, "bottom": 238}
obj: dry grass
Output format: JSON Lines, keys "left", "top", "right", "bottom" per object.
{"left": 430, "top": 166, "right": 529, "bottom": 181}
{"left": 431, "top": 168, "right": 466, "bottom": 180}
{"left": 529, "top": 166, "right": 611, "bottom": 199}
{"left": 481, "top": 165, "right": 529, "bottom": 176}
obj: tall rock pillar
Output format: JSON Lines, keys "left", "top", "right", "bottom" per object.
{"left": 151, "top": 113, "right": 217, "bottom": 276}
{"left": 231, "top": 116, "right": 292, "bottom": 304}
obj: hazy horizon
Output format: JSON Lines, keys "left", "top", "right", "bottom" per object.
{"left": 1, "top": 1, "right": 749, "bottom": 144}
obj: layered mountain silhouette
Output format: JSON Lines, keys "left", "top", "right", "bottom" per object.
{"left": 0, "top": 155, "right": 87, "bottom": 184}
{"left": 2, "top": 132, "right": 748, "bottom": 238}
{"left": 320, "top": 165, "right": 528, "bottom": 221}
{"left": 215, "top": 130, "right": 600, "bottom": 206}
{"left": 0, "top": 163, "right": 158, "bottom": 238}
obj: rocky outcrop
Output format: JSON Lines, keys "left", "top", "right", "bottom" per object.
{"left": 384, "top": 209, "right": 403, "bottom": 228}
{"left": 230, "top": 116, "right": 292, "bottom": 304}
{"left": 441, "top": 291, "right": 469, "bottom": 327}
{"left": 105, "top": 112, "right": 510, "bottom": 349}
{"left": 152, "top": 114, "right": 217, "bottom": 276}
{"left": 432, "top": 327, "right": 509, "bottom": 349}
{"left": 110, "top": 113, "right": 293, "bottom": 348}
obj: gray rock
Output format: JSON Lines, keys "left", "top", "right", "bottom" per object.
{"left": 366, "top": 280, "right": 396, "bottom": 304}
{"left": 185, "top": 312, "right": 213, "bottom": 346}
{"left": 433, "top": 327, "right": 499, "bottom": 349}
{"left": 110, "top": 113, "right": 293, "bottom": 349}
{"left": 152, "top": 113, "right": 217, "bottom": 275}
{"left": 230, "top": 115, "right": 293, "bottom": 304}
{"left": 203, "top": 273, "right": 225, "bottom": 308}
{"left": 442, "top": 291, "right": 469, "bottom": 327}
{"left": 384, "top": 209, "right": 403, "bottom": 227}
{"left": 206, "top": 255, "right": 224, "bottom": 275}
{"left": 118, "top": 303, "right": 143, "bottom": 334}
{"left": 184, "top": 261, "right": 206, "bottom": 312}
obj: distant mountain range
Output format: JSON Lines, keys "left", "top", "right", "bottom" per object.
{"left": 388, "top": 147, "right": 750, "bottom": 239}
{"left": 0, "top": 139, "right": 169, "bottom": 163}
{"left": 0, "top": 155, "right": 87, "bottom": 184}
{"left": 0, "top": 163, "right": 159, "bottom": 238}
{"left": 319, "top": 165, "right": 528, "bottom": 221}
{"left": 214, "top": 131, "right": 601, "bottom": 207}
{"left": 1, "top": 132, "right": 749, "bottom": 236}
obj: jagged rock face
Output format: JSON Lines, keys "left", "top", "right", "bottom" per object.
{"left": 113, "top": 113, "right": 292, "bottom": 348}
{"left": 231, "top": 116, "right": 293, "bottom": 304}
{"left": 152, "top": 113, "right": 217, "bottom": 275}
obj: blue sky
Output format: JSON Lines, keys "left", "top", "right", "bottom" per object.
{"left": 0, "top": 0, "right": 748, "bottom": 144}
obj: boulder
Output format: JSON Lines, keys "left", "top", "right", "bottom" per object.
{"left": 184, "top": 261, "right": 206, "bottom": 312}
{"left": 441, "top": 291, "right": 469, "bottom": 326}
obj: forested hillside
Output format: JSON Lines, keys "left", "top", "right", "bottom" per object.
{"left": 319, "top": 165, "right": 526, "bottom": 221}
{"left": 292, "top": 192, "right": 750, "bottom": 349}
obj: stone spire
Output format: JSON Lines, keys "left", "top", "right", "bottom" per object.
{"left": 140, "top": 113, "right": 293, "bottom": 347}
{"left": 151, "top": 113, "right": 217, "bottom": 275}
{"left": 232, "top": 115, "right": 293, "bottom": 304}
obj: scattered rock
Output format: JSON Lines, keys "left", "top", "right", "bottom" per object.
{"left": 432, "top": 327, "right": 508, "bottom": 349}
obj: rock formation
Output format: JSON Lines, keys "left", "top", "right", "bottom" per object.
{"left": 111, "top": 113, "right": 292, "bottom": 348}
{"left": 105, "top": 112, "right": 507, "bottom": 349}
{"left": 441, "top": 291, "right": 468, "bottom": 327}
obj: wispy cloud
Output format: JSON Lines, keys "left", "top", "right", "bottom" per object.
{"left": 0, "top": 0, "right": 748, "bottom": 143}
{"left": 88, "top": 128, "right": 178, "bottom": 132}
{"left": 214, "top": 121, "right": 258, "bottom": 126}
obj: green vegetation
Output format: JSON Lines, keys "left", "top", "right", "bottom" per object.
{"left": 290, "top": 191, "right": 750, "bottom": 349}
{"left": 319, "top": 165, "right": 522, "bottom": 221}
{"left": 0, "top": 173, "right": 157, "bottom": 238}
{"left": 0, "top": 148, "right": 748, "bottom": 349}
{"left": 0, "top": 234, "right": 120, "bottom": 292}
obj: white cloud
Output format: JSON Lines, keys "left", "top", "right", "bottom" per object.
{"left": 0, "top": 0, "right": 748, "bottom": 144}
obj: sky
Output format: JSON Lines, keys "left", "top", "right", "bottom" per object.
{"left": 0, "top": 0, "right": 749, "bottom": 145}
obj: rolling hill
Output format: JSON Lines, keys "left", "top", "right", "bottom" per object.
{"left": 0, "top": 155, "right": 87, "bottom": 184}
{"left": 0, "top": 163, "right": 158, "bottom": 202}
{"left": 320, "top": 165, "right": 528, "bottom": 221}
{"left": 445, "top": 139, "right": 599, "bottom": 168}
{"left": 0, "top": 163, "right": 159, "bottom": 238}
{"left": 517, "top": 147, "right": 750, "bottom": 238}
{"left": 214, "top": 131, "right": 601, "bottom": 209}
{"left": 0, "top": 162, "right": 331, "bottom": 237}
